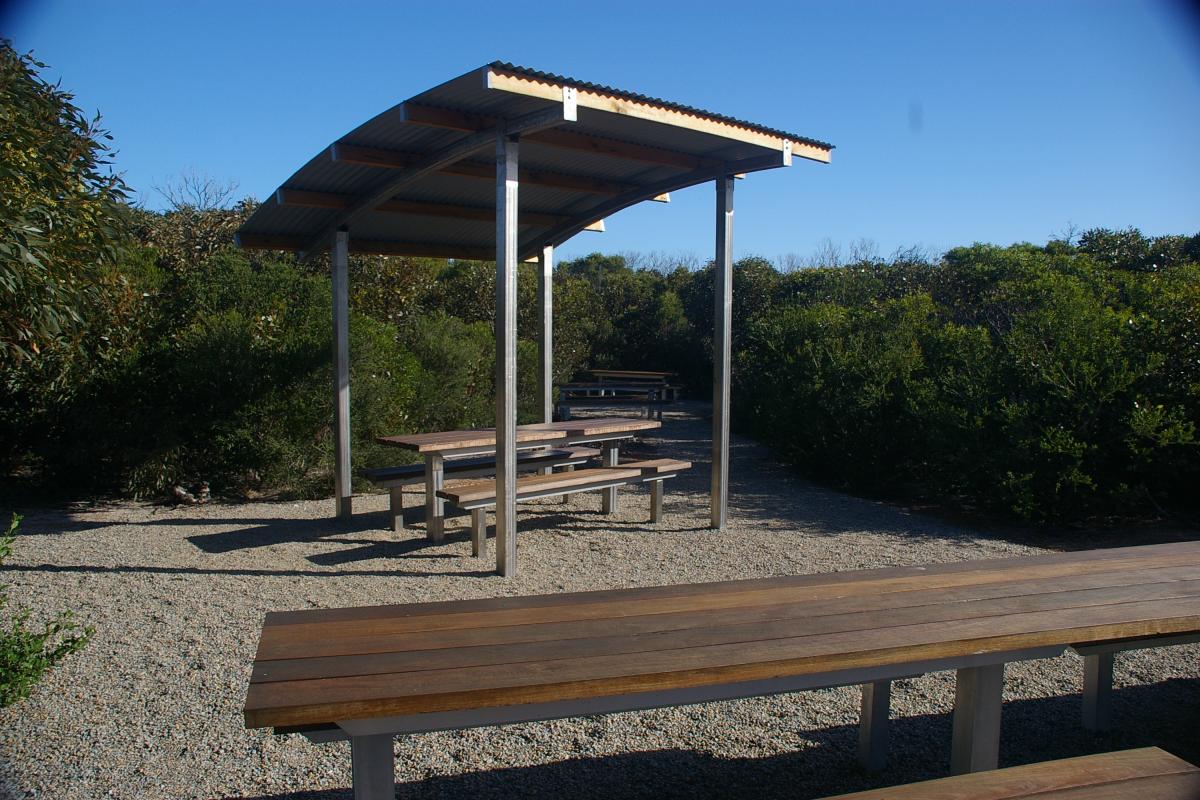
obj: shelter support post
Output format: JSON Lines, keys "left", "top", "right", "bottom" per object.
{"left": 332, "top": 229, "right": 352, "bottom": 520}
{"left": 538, "top": 245, "right": 554, "bottom": 424}
{"left": 495, "top": 130, "right": 519, "bottom": 577}
{"left": 710, "top": 175, "right": 734, "bottom": 529}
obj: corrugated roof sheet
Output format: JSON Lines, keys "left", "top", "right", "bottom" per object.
{"left": 237, "top": 63, "right": 832, "bottom": 261}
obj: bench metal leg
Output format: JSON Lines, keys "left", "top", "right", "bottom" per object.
{"left": 1082, "top": 652, "right": 1114, "bottom": 731}
{"left": 601, "top": 442, "right": 619, "bottom": 513}
{"left": 951, "top": 663, "right": 1004, "bottom": 774}
{"left": 858, "top": 680, "right": 891, "bottom": 772}
{"left": 650, "top": 480, "right": 664, "bottom": 522}
{"left": 425, "top": 453, "right": 444, "bottom": 542}
{"left": 471, "top": 509, "right": 486, "bottom": 558}
{"left": 350, "top": 734, "right": 394, "bottom": 800}
{"left": 561, "top": 464, "right": 573, "bottom": 503}
{"left": 388, "top": 486, "right": 404, "bottom": 533}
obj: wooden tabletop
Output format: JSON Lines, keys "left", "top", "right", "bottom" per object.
{"left": 590, "top": 369, "right": 675, "bottom": 381}
{"left": 377, "top": 417, "right": 660, "bottom": 453}
{"left": 244, "top": 540, "right": 1200, "bottom": 729}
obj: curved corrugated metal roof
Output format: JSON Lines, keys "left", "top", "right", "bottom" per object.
{"left": 236, "top": 63, "right": 832, "bottom": 262}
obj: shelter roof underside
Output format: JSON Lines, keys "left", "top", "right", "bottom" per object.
{"left": 236, "top": 63, "right": 833, "bottom": 262}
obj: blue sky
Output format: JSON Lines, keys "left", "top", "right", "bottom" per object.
{"left": 6, "top": 0, "right": 1199, "bottom": 264}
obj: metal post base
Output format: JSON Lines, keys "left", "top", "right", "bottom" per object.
{"left": 951, "top": 663, "right": 1004, "bottom": 774}
{"left": 351, "top": 734, "right": 395, "bottom": 800}
{"left": 1082, "top": 652, "right": 1114, "bottom": 731}
{"left": 858, "top": 680, "right": 891, "bottom": 772}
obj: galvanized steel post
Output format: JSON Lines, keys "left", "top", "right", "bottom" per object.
{"left": 495, "top": 131, "right": 520, "bottom": 576}
{"left": 332, "top": 228, "right": 352, "bottom": 520}
{"left": 711, "top": 176, "right": 734, "bottom": 529}
{"left": 538, "top": 244, "right": 554, "bottom": 423}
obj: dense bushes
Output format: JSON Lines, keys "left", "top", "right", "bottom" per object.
{"left": 735, "top": 240, "right": 1200, "bottom": 521}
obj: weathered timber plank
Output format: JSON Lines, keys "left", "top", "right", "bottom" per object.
{"left": 251, "top": 578, "right": 1200, "bottom": 683}
{"left": 244, "top": 595, "right": 1200, "bottom": 727}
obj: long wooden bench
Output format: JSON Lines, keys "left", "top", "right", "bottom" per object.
{"left": 436, "top": 458, "right": 690, "bottom": 556}
{"left": 243, "top": 541, "right": 1200, "bottom": 799}
{"left": 360, "top": 446, "right": 599, "bottom": 532}
{"left": 819, "top": 748, "right": 1200, "bottom": 799}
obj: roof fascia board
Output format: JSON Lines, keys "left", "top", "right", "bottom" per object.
{"left": 484, "top": 64, "right": 832, "bottom": 165}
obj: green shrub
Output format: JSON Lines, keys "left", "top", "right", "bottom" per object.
{"left": 0, "top": 514, "right": 91, "bottom": 707}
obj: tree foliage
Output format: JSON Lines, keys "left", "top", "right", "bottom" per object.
{"left": 0, "top": 42, "right": 129, "bottom": 365}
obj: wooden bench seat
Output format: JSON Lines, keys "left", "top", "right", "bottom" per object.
{"left": 819, "top": 747, "right": 1200, "bottom": 799}
{"left": 360, "top": 446, "right": 599, "bottom": 532}
{"left": 243, "top": 541, "right": 1200, "bottom": 800}
{"left": 436, "top": 458, "right": 691, "bottom": 556}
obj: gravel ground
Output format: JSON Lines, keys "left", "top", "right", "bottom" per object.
{"left": 1, "top": 402, "right": 1196, "bottom": 799}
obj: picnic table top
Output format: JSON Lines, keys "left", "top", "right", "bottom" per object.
{"left": 589, "top": 369, "right": 675, "bottom": 381}
{"left": 377, "top": 417, "right": 660, "bottom": 453}
{"left": 244, "top": 540, "right": 1200, "bottom": 729}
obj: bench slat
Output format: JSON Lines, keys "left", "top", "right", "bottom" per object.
{"left": 817, "top": 748, "right": 1199, "bottom": 800}
{"left": 362, "top": 447, "right": 599, "bottom": 484}
{"left": 437, "top": 466, "right": 643, "bottom": 505}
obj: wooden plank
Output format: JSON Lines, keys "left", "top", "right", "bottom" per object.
{"left": 590, "top": 369, "right": 676, "bottom": 380}
{"left": 260, "top": 541, "right": 1200, "bottom": 628}
{"left": 252, "top": 577, "right": 1200, "bottom": 682}
{"left": 618, "top": 459, "right": 691, "bottom": 475}
{"left": 439, "top": 466, "right": 643, "bottom": 505}
{"left": 483, "top": 65, "right": 833, "bottom": 164}
{"left": 817, "top": 748, "right": 1199, "bottom": 799}
{"left": 236, "top": 233, "right": 493, "bottom": 260}
{"left": 244, "top": 594, "right": 1200, "bottom": 727}
{"left": 377, "top": 427, "right": 568, "bottom": 453}
{"left": 254, "top": 565, "right": 1200, "bottom": 664}
{"left": 400, "top": 102, "right": 720, "bottom": 171}
{"left": 332, "top": 143, "right": 637, "bottom": 197}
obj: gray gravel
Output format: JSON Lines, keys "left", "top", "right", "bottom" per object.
{"left": 1, "top": 402, "right": 1196, "bottom": 799}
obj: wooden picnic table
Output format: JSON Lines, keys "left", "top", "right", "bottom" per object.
{"left": 377, "top": 417, "right": 660, "bottom": 540}
{"left": 244, "top": 540, "right": 1200, "bottom": 798}
{"left": 589, "top": 368, "right": 676, "bottom": 384}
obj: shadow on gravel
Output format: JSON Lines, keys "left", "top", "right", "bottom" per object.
{"left": 223, "top": 680, "right": 1199, "bottom": 800}
{"left": 5, "top": 563, "right": 495, "bottom": 579}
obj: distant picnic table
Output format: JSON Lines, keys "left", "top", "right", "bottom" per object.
{"left": 557, "top": 369, "right": 682, "bottom": 420}
{"left": 377, "top": 417, "right": 660, "bottom": 541}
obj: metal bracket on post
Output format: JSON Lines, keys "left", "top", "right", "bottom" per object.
{"left": 562, "top": 86, "right": 578, "bottom": 122}
{"left": 782, "top": 139, "right": 793, "bottom": 167}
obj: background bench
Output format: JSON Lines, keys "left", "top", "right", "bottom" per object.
{"left": 360, "top": 446, "right": 598, "bottom": 532}
{"left": 437, "top": 458, "right": 691, "bottom": 556}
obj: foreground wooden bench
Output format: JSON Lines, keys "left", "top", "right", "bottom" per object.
{"left": 243, "top": 541, "right": 1200, "bottom": 799}
{"left": 436, "top": 458, "right": 691, "bottom": 556}
{"left": 820, "top": 747, "right": 1200, "bottom": 799}
{"left": 361, "top": 446, "right": 599, "bottom": 532}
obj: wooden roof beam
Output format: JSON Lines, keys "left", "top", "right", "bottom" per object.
{"left": 331, "top": 143, "right": 665, "bottom": 200}
{"left": 296, "top": 102, "right": 574, "bottom": 260}
{"left": 276, "top": 188, "right": 604, "bottom": 231}
{"left": 517, "top": 150, "right": 791, "bottom": 261}
{"left": 400, "top": 102, "right": 721, "bottom": 172}
{"left": 236, "top": 233, "right": 496, "bottom": 261}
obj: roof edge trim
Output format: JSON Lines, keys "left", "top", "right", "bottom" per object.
{"left": 484, "top": 63, "right": 832, "bottom": 165}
